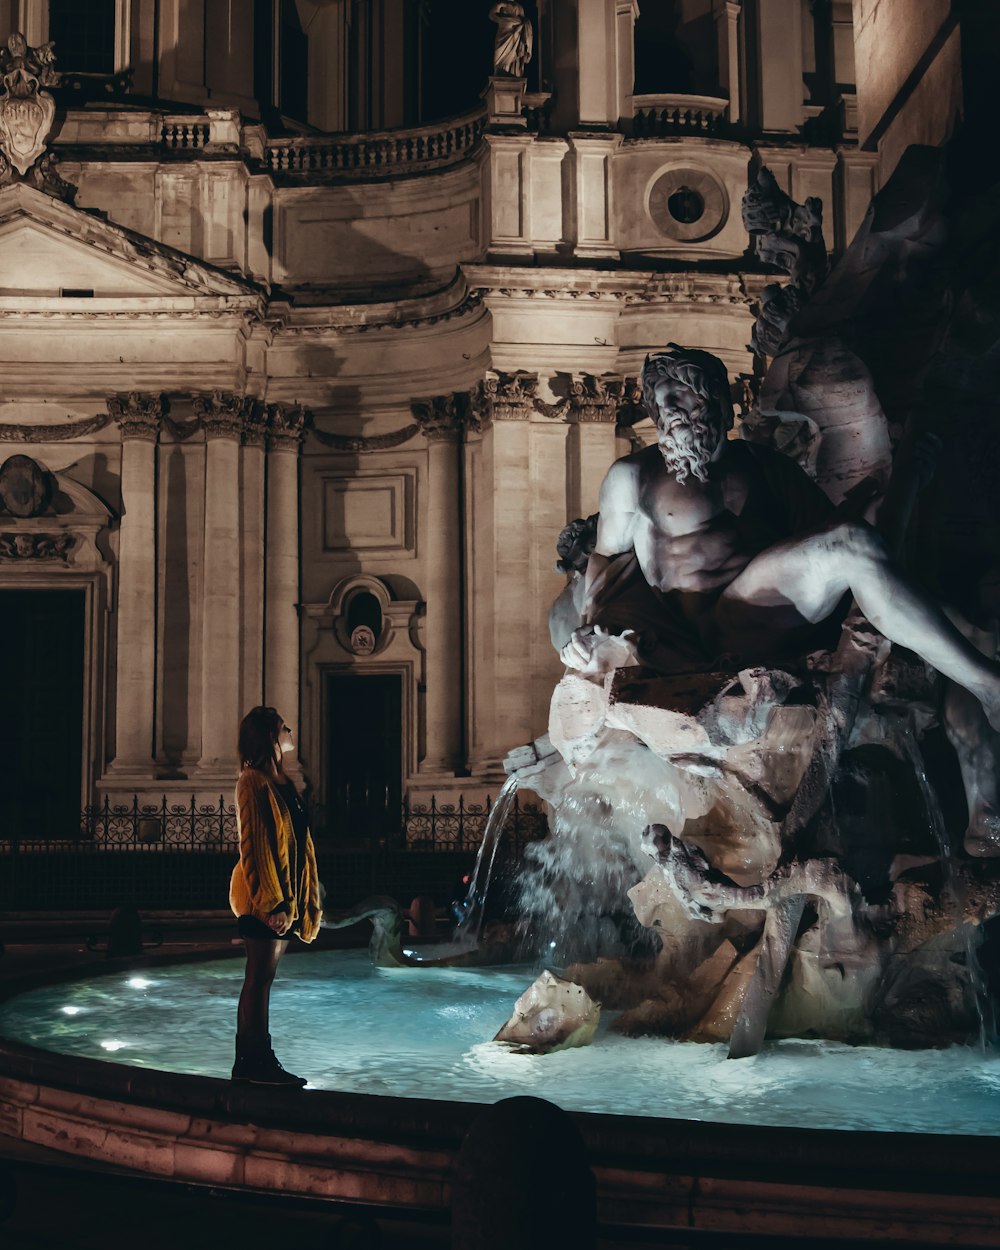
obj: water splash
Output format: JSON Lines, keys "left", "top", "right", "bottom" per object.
{"left": 452, "top": 773, "right": 520, "bottom": 947}
{"left": 512, "top": 737, "right": 681, "bottom": 964}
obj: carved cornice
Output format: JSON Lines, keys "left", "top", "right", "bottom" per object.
{"left": 288, "top": 288, "right": 484, "bottom": 337}
{"left": 267, "top": 402, "right": 307, "bottom": 450}
{"left": 107, "top": 392, "right": 163, "bottom": 442}
{"left": 469, "top": 275, "right": 749, "bottom": 307}
{"left": 0, "top": 531, "right": 74, "bottom": 561}
{"left": 0, "top": 412, "right": 113, "bottom": 442}
{"left": 192, "top": 391, "right": 253, "bottom": 440}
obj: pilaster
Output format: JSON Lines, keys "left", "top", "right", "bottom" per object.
{"left": 484, "top": 132, "right": 532, "bottom": 259}
{"left": 240, "top": 402, "right": 268, "bottom": 717}
{"left": 467, "top": 372, "right": 538, "bottom": 774}
{"left": 106, "top": 392, "right": 162, "bottom": 777}
{"left": 614, "top": 1, "right": 640, "bottom": 123}
{"left": 565, "top": 374, "right": 624, "bottom": 518}
{"left": 834, "top": 147, "right": 880, "bottom": 255}
{"left": 264, "top": 403, "right": 306, "bottom": 776}
{"left": 754, "top": 0, "right": 804, "bottom": 133}
{"left": 714, "top": 1, "right": 743, "bottom": 123}
{"left": 192, "top": 392, "right": 246, "bottom": 777}
{"left": 412, "top": 394, "right": 468, "bottom": 774}
{"left": 569, "top": 132, "right": 623, "bottom": 261}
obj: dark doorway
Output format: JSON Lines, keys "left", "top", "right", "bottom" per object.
{"left": 0, "top": 590, "right": 85, "bottom": 838}
{"left": 325, "top": 672, "right": 403, "bottom": 842}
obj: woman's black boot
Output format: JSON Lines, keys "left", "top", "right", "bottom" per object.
{"left": 232, "top": 1033, "right": 307, "bottom": 1087}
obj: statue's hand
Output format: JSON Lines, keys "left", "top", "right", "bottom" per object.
{"left": 560, "top": 625, "right": 641, "bottom": 675}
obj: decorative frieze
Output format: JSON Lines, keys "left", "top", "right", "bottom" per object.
{"left": 107, "top": 392, "right": 163, "bottom": 442}
{"left": 0, "top": 530, "right": 73, "bottom": 560}
{"left": 0, "top": 412, "right": 113, "bottom": 443}
{"left": 266, "top": 402, "right": 307, "bottom": 450}
{"left": 311, "top": 423, "right": 420, "bottom": 452}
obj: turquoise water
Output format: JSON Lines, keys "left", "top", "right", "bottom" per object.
{"left": 1, "top": 949, "right": 998, "bottom": 1134}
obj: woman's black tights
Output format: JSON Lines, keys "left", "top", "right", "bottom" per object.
{"left": 237, "top": 936, "right": 288, "bottom": 1041}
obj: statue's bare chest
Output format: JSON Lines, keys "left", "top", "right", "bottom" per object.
{"left": 638, "top": 463, "right": 752, "bottom": 537}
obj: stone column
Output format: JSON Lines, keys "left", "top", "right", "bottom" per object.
{"left": 106, "top": 393, "right": 162, "bottom": 776}
{"left": 565, "top": 374, "right": 623, "bottom": 519}
{"left": 240, "top": 403, "right": 268, "bottom": 715}
{"left": 413, "top": 394, "right": 466, "bottom": 774}
{"left": 264, "top": 404, "right": 306, "bottom": 770}
{"left": 193, "top": 393, "right": 246, "bottom": 776}
{"left": 714, "top": 1, "right": 743, "bottom": 123}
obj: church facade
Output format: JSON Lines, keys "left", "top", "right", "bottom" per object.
{"left": 0, "top": 0, "right": 977, "bottom": 840}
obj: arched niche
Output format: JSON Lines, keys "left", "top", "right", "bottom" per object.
{"left": 300, "top": 574, "right": 426, "bottom": 821}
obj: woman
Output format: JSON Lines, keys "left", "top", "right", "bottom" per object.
{"left": 230, "top": 706, "right": 321, "bottom": 1085}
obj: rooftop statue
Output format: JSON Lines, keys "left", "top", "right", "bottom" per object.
{"left": 560, "top": 345, "right": 1000, "bottom": 735}
{"left": 489, "top": 2, "right": 533, "bottom": 78}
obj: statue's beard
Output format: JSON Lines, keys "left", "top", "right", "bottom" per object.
{"left": 657, "top": 416, "right": 717, "bottom": 484}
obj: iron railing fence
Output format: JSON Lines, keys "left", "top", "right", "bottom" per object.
{"left": 0, "top": 794, "right": 548, "bottom": 913}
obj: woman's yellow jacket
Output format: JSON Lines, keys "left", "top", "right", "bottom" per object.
{"left": 229, "top": 768, "right": 322, "bottom": 942}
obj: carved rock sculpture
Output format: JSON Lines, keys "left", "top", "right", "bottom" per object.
{"left": 494, "top": 970, "right": 600, "bottom": 1053}
{"left": 512, "top": 648, "right": 999, "bottom": 1054}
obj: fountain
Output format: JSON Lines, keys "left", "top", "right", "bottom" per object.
{"left": 2, "top": 144, "right": 1000, "bottom": 1240}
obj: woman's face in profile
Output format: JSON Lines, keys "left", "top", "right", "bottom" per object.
{"left": 277, "top": 720, "right": 294, "bottom": 754}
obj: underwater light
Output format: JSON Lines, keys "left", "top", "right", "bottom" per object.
{"left": 100, "top": 1040, "right": 126, "bottom": 1052}
{"left": 60, "top": 1005, "right": 82, "bottom": 1016}
{"left": 128, "top": 977, "right": 152, "bottom": 990}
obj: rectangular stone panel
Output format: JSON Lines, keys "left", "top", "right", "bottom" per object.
{"left": 322, "top": 474, "right": 412, "bottom": 555}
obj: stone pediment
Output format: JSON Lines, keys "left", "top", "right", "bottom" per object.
{"left": 0, "top": 182, "right": 263, "bottom": 302}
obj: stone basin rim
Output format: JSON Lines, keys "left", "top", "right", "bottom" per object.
{"left": 1, "top": 948, "right": 1000, "bottom": 1224}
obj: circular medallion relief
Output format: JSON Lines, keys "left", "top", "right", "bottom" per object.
{"left": 647, "top": 167, "right": 728, "bottom": 242}
{"left": 350, "top": 625, "right": 376, "bottom": 655}
{"left": 0, "top": 453, "right": 51, "bottom": 517}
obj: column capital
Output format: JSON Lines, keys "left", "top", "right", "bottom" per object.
{"left": 566, "top": 373, "right": 626, "bottom": 423}
{"left": 193, "top": 391, "right": 253, "bottom": 440}
{"left": 412, "top": 393, "right": 468, "bottom": 443}
{"left": 107, "top": 392, "right": 163, "bottom": 441}
{"left": 241, "top": 403, "right": 269, "bottom": 448}
{"left": 266, "top": 402, "right": 307, "bottom": 450}
{"left": 473, "top": 370, "right": 539, "bottom": 428}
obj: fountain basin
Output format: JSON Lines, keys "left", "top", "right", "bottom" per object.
{"left": 1, "top": 949, "right": 999, "bottom": 1243}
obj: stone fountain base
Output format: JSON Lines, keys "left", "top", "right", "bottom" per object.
{"left": 2, "top": 951, "right": 1000, "bottom": 1244}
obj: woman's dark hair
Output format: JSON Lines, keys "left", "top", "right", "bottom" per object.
{"left": 238, "top": 705, "right": 283, "bottom": 771}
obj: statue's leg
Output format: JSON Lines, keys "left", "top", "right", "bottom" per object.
{"left": 721, "top": 522, "right": 1000, "bottom": 730}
